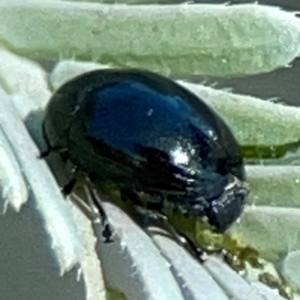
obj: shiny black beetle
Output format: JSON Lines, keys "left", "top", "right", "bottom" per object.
{"left": 42, "top": 68, "right": 248, "bottom": 232}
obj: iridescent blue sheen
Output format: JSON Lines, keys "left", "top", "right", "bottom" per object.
{"left": 43, "top": 69, "right": 248, "bottom": 231}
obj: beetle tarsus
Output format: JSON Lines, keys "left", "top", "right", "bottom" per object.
{"left": 102, "top": 223, "right": 114, "bottom": 243}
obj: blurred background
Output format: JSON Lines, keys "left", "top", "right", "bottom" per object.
{"left": 174, "top": 0, "right": 300, "bottom": 107}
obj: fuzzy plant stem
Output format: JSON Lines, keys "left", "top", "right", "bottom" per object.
{"left": 0, "top": 1, "right": 299, "bottom": 76}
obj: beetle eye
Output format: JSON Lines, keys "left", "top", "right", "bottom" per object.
{"left": 206, "top": 177, "right": 249, "bottom": 231}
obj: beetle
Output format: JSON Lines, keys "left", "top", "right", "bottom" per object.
{"left": 42, "top": 68, "right": 248, "bottom": 236}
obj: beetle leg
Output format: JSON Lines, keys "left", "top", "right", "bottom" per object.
{"left": 83, "top": 181, "right": 114, "bottom": 244}
{"left": 39, "top": 145, "right": 69, "bottom": 158}
{"left": 178, "top": 232, "right": 207, "bottom": 263}
{"left": 120, "top": 189, "right": 208, "bottom": 261}
{"left": 128, "top": 203, "right": 208, "bottom": 263}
